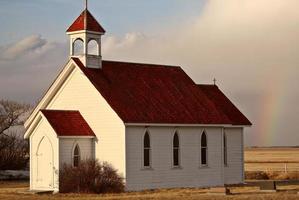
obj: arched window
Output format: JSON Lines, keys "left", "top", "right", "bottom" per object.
{"left": 73, "top": 144, "right": 80, "bottom": 167}
{"left": 87, "top": 39, "right": 99, "bottom": 56}
{"left": 73, "top": 38, "right": 84, "bottom": 55}
{"left": 223, "top": 132, "right": 227, "bottom": 166}
{"left": 143, "top": 132, "right": 151, "bottom": 167}
{"left": 201, "top": 132, "right": 207, "bottom": 166}
{"left": 173, "top": 132, "right": 180, "bottom": 167}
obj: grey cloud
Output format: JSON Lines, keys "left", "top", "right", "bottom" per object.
{"left": 0, "top": 35, "right": 47, "bottom": 60}
{"left": 101, "top": 0, "right": 299, "bottom": 146}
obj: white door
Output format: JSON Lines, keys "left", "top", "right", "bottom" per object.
{"left": 36, "top": 137, "right": 54, "bottom": 189}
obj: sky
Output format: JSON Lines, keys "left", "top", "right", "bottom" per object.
{"left": 0, "top": 0, "right": 299, "bottom": 147}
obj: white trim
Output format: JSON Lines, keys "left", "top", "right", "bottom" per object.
{"left": 125, "top": 123, "right": 250, "bottom": 128}
{"left": 241, "top": 128, "right": 245, "bottom": 183}
{"left": 223, "top": 129, "right": 228, "bottom": 167}
{"left": 67, "top": 30, "right": 105, "bottom": 35}
{"left": 24, "top": 113, "right": 43, "bottom": 139}
{"left": 24, "top": 59, "right": 78, "bottom": 129}
{"left": 220, "top": 128, "right": 224, "bottom": 185}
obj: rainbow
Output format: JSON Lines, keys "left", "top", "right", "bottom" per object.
{"left": 256, "top": 70, "right": 288, "bottom": 146}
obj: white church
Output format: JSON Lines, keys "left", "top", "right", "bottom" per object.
{"left": 24, "top": 4, "right": 251, "bottom": 192}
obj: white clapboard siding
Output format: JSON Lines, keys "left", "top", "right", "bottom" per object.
{"left": 30, "top": 117, "right": 59, "bottom": 191}
{"left": 125, "top": 126, "right": 226, "bottom": 191}
{"left": 46, "top": 67, "right": 126, "bottom": 177}
{"left": 224, "top": 128, "right": 244, "bottom": 184}
{"left": 59, "top": 138, "right": 95, "bottom": 166}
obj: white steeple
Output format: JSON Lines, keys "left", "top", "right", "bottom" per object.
{"left": 66, "top": 1, "right": 105, "bottom": 68}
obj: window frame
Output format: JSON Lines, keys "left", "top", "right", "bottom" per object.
{"left": 143, "top": 131, "right": 152, "bottom": 169}
{"left": 87, "top": 39, "right": 100, "bottom": 56}
{"left": 172, "top": 131, "right": 181, "bottom": 168}
{"left": 72, "top": 143, "right": 81, "bottom": 167}
{"left": 72, "top": 38, "right": 84, "bottom": 56}
{"left": 200, "top": 130, "right": 208, "bottom": 167}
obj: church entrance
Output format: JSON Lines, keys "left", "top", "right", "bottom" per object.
{"left": 36, "top": 136, "right": 54, "bottom": 189}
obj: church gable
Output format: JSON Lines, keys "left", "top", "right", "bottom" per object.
{"left": 24, "top": 59, "right": 123, "bottom": 138}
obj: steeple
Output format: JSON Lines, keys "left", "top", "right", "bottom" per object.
{"left": 66, "top": 1, "right": 105, "bottom": 68}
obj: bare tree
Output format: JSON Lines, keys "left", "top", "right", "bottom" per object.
{"left": 0, "top": 100, "right": 31, "bottom": 136}
{"left": 0, "top": 133, "right": 29, "bottom": 170}
{"left": 0, "top": 99, "right": 32, "bottom": 170}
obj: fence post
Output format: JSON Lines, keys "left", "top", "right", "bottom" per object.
{"left": 284, "top": 163, "right": 287, "bottom": 173}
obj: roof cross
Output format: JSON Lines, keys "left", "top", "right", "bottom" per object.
{"left": 213, "top": 78, "right": 217, "bottom": 85}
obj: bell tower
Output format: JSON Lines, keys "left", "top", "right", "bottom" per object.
{"left": 66, "top": 0, "right": 105, "bottom": 68}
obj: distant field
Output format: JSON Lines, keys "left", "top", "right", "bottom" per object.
{"left": 1, "top": 181, "right": 299, "bottom": 200}
{"left": 245, "top": 147, "right": 299, "bottom": 172}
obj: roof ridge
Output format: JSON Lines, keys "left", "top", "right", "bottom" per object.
{"left": 103, "top": 60, "right": 181, "bottom": 68}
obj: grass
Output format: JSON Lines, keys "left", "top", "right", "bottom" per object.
{"left": 1, "top": 181, "right": 299, "bottom": 200}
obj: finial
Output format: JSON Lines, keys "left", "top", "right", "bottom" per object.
{"left": 213, "top": 78, "right": 217, "bottom": 85}
{"left": 85, "top": 0, "right": 88, "bottom": 10}
{"left": 84, "top": 0, "right": 88, "bottom": 30}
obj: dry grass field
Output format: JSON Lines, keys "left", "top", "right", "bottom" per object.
{"left": 245, "top": 147, "right": 299, "bottom": 172}
{"left": 1, "top": 181, "right": 299, "bottom": 200}
{"left": 1, "top": 147, "right": 298, "bottom": 199}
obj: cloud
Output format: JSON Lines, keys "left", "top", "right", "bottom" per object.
{"left": 101, "top": 0, "right": 299, "bottom": 146}
{"left": 0, "top": 35, "right": 47, "bottom": 60}
{"left": 0, "top": 36, "right": 68, "bottom": 103}
{"left": 1, "top": 0, "right": 299, "bottom": 146}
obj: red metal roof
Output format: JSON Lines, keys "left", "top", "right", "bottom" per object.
{"left": 72, "top": 58, "right": 251, "bottom": 126}
{"left": 41, "top": 110, "right": 95, "bottom": 136}
{"left": 66, "top": 9, "right": 105, "bottom": 33}
{"left": 198, "top": 85, "right": 252, "bottom": 126}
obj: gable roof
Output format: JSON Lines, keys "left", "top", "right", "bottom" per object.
{"left": 197, "top": 85, "right": 252, "bottom": 126}
{"left": 41, "top": 110, "right": 95, "bottom": 137}
{"left": 72, "top": 58, "right": 251, "bottom": 126}
{"left": 66, "top": 9, "right": 105, "bottom": 33}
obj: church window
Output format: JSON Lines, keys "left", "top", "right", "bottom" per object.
{"left": 87, "top": 39, "right": 99, "bottom": 56}
{"left": 73, "top": 144, "right": 81, "bottom": 167}
{"left": 73, "top": 38, "right": 84, "bottom": 55}
{"left": 173, "top": 132, "right": 180, "bottom": 167}
{"left": 201, "top": 131, "right": 207, "bottom": 166}
{"left": 143, "top": 131, "right": 151, "bottom": 167}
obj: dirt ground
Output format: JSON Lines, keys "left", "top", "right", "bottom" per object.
{"left": 1, "top": 181, "right": 299, "bottom": 200}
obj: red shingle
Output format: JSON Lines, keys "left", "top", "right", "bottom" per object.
{"left": 41, "top": 110, "right": 95, "bottom": 136}
{"left": 72, "top": 58, "right": 251, "bottom": 125}
{"left": 66, "top": 9, "right": 105, "bottom": 33}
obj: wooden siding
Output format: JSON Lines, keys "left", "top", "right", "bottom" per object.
{"left": 59, "top": 138, "right": 94, "bottom": 166}
{"left": 224, "top": 128, "right": 244, "bottom": 184}
{"left": 125, "top": 126, "right": 229, "bottom": 191}
{"left": 46, "top": 67, "right": 126, "bottom": 177}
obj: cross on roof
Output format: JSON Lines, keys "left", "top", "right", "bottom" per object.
{"left": 213, "top": 78, "right": 217, "bottom": 85}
